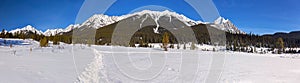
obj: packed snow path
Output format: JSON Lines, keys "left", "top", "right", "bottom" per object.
{"left": 75, "top": 49, "right": 108, "bottom": 83}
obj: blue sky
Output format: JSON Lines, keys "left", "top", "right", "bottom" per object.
{"left": 0, "top": 0, "right": 299, "bottom": 35}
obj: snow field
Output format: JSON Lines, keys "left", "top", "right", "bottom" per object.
{"left": 1, "top": 39, "right": 300, "bottom": 83}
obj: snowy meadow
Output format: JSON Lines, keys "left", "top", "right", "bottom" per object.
{"left": 0, "top": 39, "right": 300, "bottom": 83}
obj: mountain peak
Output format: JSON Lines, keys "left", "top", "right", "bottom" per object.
{"left": 214, "top": 16, "right": 229, "bottom": 24}
{"left": 24, "top": 25, "right": 34, "bottom": 29}
{"left": 133, "top": 10, "right": 201, "bottom": 25}
{"left": 211, "top": 16, "right": 245, "bottom": 34}
{"left": 81, "top": 10, "right": 244, "bottom": 34}
{"left": 44, "top": 28, "right": 64, "bottom": 36}
{"left": 9, "top": 25, "right": 43, "bottom": 35}
{"left": 82, "top": 10, "right": 202, "bottom": 29}
{"left": 8, "top": 10, "right": 245, "bottom": 36}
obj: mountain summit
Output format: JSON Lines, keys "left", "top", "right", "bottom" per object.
{"left": 82, "top": 10, "right": 243, "bottom": 34}
{"left": 9, "top": 25, "right": 43, "bottom": 35}
{"left": 212, "top": 17, "right": 244, "bottom": 34}
{"left": 8, "top": 10, "right": 244, "bottom": 36}
{"left": 82, "top": 10, "right": 200, "bottom": 29}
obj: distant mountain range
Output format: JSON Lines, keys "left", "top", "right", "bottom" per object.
{"left": 8, "top": 10, "right": 244, "bottom": 36}
{"left": 5, "top": 10, "right": 300, "bottom": 47}
{"left": 9, "top": 25, "right": 43, "bottom": 35}
{"left": 8, "top": 24, "right": 80, "bottom": 36}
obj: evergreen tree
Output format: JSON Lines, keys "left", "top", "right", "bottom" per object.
{"left": 129, "top": 42, "right": 136, "bottom": 47}
{"left": 19, "top": 31, "right": 25, "bottom": 40}
{"left": 183, "top": 43, "right": 186, "bottom": 50}
{"left": 0, "top": 29, "right": 5, "bottom": 38}
{"left": 233, "top": 40, "right": 238, "bottom": 51}
{"left": 33, "top": 31, "right": 40, "bottom": 41}
{"left": 276, "top": 37, "right": 284, "bottom": 54}
{"left": 53, "top": 35, "right": 60, "bottom": 45}
{"left": 169, "top": 44, "right": 174, "bottom": 49}
{"left": 190, "top": 42, "right": 197, "bottom": 50}
{"left": 40, "top": 37, "right": 48, "bottom": 47}
{"left": 162, "top": 32, "right": 169, "bottom": 51}
{"left": 49, "top": 34, "right": 54, "bottom": 41}
{"left": 138, "top": 37, "right": 145, "bottom": 47}
{"left": 87, "top": 39, "right": 93, "bottom": 47}
{"left": 5, "top": 33, "right": 13, "bottom": 38}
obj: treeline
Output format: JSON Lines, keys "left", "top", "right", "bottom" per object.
{"left": 0, "top": 29, "right": 44, "bottom": 41}
{"left": 90, "top": 23, "right": 300, "bottom": 54}
{"left": 65, "top": 23, "right": 299, "bottom": 50}
{"left": 0, "top": 29, "right": 72, "bottom": 47}
{"left": 226, "top": 32, "right": 300, "bottom": 54}
{"left": 2, "top": 23, "right": 300, "bottom": 54}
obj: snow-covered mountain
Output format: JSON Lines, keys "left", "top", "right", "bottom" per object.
{"left": 9, "top": 24, "right": 80, "bottom": 36}
{"left": 43, "top": 29, "right": 64, "bottom": 36}
{"left": 43, "top": 24, "right": 81, "bottom": 36}
{"left": 82, "top": 10, "right": 201, "bottom": 29}
{"left": 81, "top": 10, "right": 243, "bottom": 34}
{"left": 44, "top": 24, "right": 81, "bottom": 36}
{"left": 9, "top": 25, "right": 43, "bottom": 35}
{"left": 64, "top": 24, "right": 80, "bottom": 32}
{"left": 8, "top": 10, "right": 244, "bottom": 36}
{"left": 212, "top": 17, "right": 245, "bottom": 34}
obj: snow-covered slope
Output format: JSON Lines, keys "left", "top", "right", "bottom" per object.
{"left": 9, "top": 25, "right": 43, "bottom": 35}
{"left": 43, "top": 24, "right": 81, "bottom": 36}
{"left": 43, "top": 29, "right": 64, "bottom": 36}
{"left": 64, "top": 24, "right": 80, "bottom": 32}
{"left": 8, "top": 10, "right": 244, "bottom": 36}
{"left": 82, "top": 14, "right": 123, "bottom": 29}
{"left": 81, "top": 10, "right": 243, "bottom": 34}
{"left": 82, "top": 10, "right": 201, "bottom": 29}
{"left": 9, "top": 24, "right": 81, "bottom": 36}
{"left": 212, "top": 17, "right": 245, "bottom": 34}
{"left": 1, "top": 40, "right": 300, "bottom": 82}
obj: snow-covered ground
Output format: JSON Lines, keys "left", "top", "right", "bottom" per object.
{"left": 1, "top": 39, "right": 300, "bottom": 83}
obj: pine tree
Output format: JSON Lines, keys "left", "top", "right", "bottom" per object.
{"left": 233, "top": 40, "right": 238, "bottom": 51}
{"left": 0, "top": 29, "right": 5, "bottom": 38}
{"left": 49, "top": 34, "right": 54, "bottom": 41}
{"left": 19, "top": 31, "right": 25, "bottom": 40}
{"left": 162, "top": 32, "right": 169, "bottom": 51}
{"left": 183, "top": 43, "right": 187, "bottom": 50}
{"left": 5, "top": 33, "right": 13, "bottom": 38}
{"left": 87, "top": 39, "right": 93, "bottom": 47}
{"left": 53, "top": 35, "right": 60, "bottom": 45}
{"left": 129, "top": 42, "right": 136, "bottom": 47}
{"left": 33, "top": 31, "right": 39, "bottom": 41}
{"left": 190, "top": 42, "right": 197, "bottom": 50}
{"left": 40, "top": 37, "right": 48, "bottom": 47}
{"left": 276, "top": 37, "right": 284, "bottom": 54}
{"left": 138, "top": 37, "right": 145, "bottom": 47}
